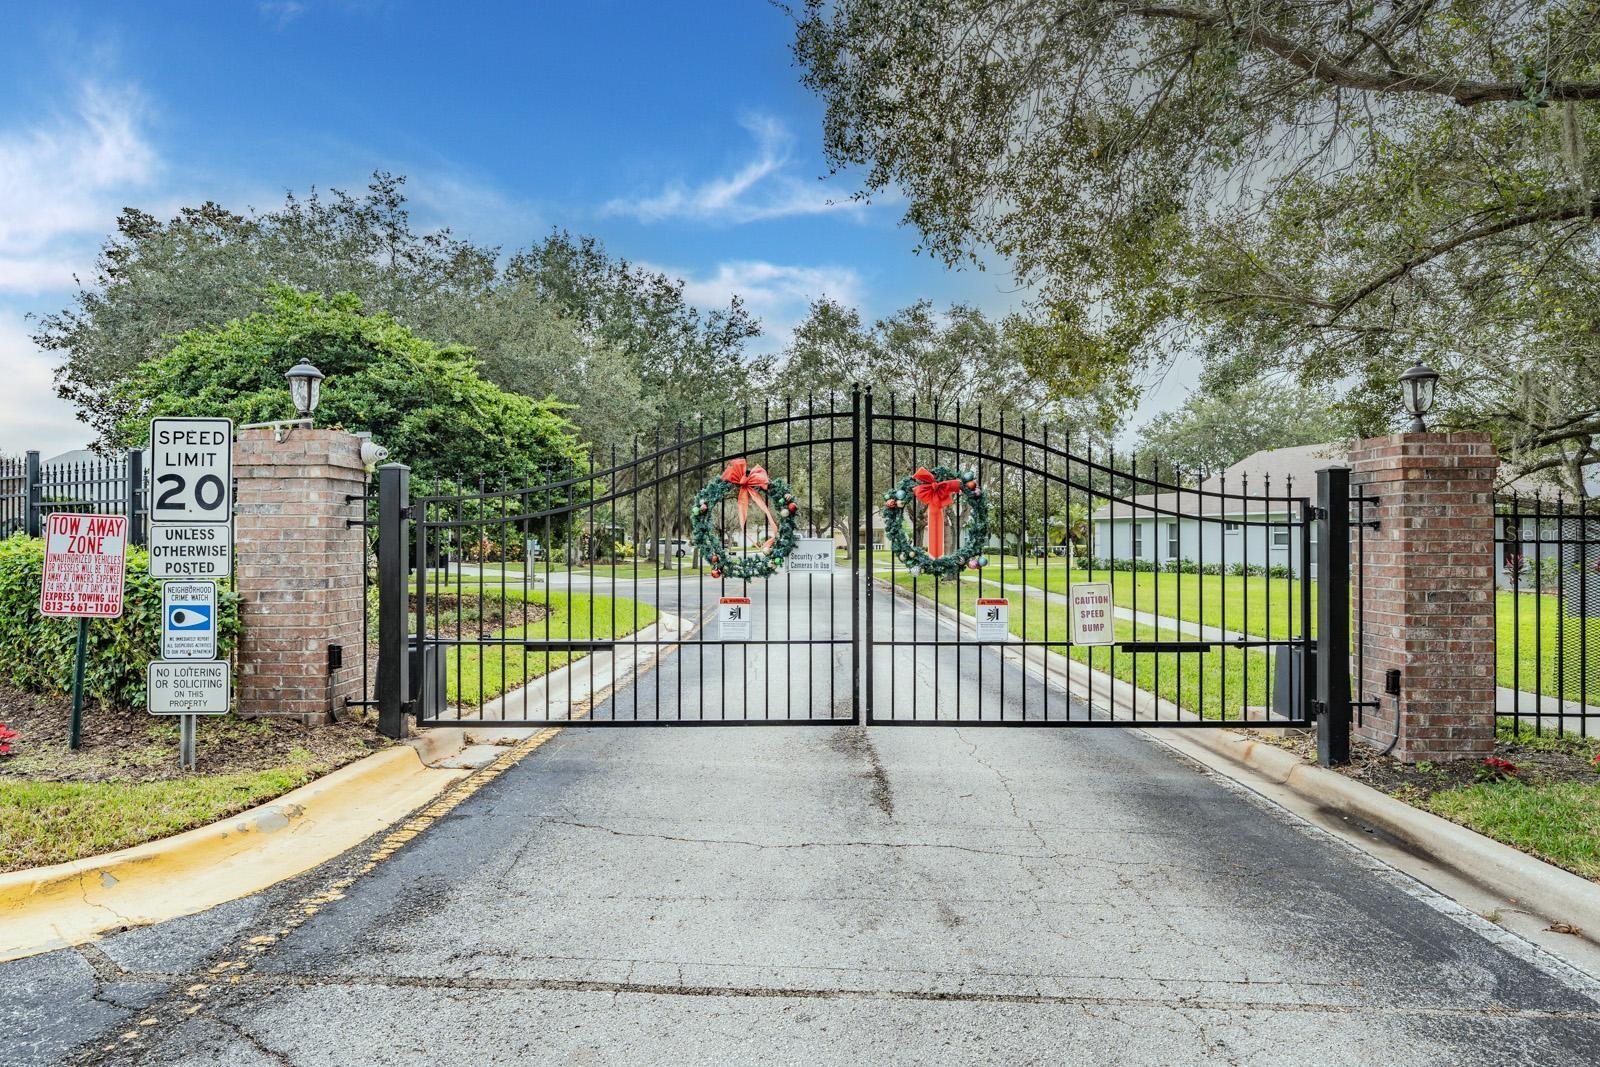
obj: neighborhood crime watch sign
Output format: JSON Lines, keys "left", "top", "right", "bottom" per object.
{"left": 162, "top": 581, "right": 218, "bottom": 660}
{"left": 39, "top": 513, "right": 127, "bottom": 618}
{"left": 147, "top": 661, "right": 230, "bottom": 715}
{"left": 1069, "top": 582, "right": 1115, "bottom": 646}
{"left": 149, "top": 417, "right": 233, "bottom": 524}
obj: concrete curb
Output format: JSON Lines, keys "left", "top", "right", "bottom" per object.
{"left": 0, "top": 744, "right": 469, "bottom": 963}
{"left": 1151, "top": 726, "right": 1600, "bottom": 942}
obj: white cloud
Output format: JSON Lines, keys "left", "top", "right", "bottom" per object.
{"left": 259, "top": 2, "right": 309, "bottom": 28}
{"left": 0, "top": 310, "right": 92, "bottom": 457}
{"left": 642, "top": 259, "right": 865, "bottom": 354}
{"left": 603, "top": 114, "right": 870, "bottom": 225}
{"left": 0, "top": 81, "right": 158, "bottom": 295}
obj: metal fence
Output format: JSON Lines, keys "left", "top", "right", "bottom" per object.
{"left": 0, "top": 449, "right": 148, "bottom": 544}
{"left": 1495, "top": 493, "right": 1598, "bottom": 737}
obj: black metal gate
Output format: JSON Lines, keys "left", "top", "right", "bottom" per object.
{"left": 372, "top": 388, "right": 1347, "bottom": 738}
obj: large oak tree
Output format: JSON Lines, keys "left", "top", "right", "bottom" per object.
{"left": 793, "top": 1, "right": 1600, "bottom": 493}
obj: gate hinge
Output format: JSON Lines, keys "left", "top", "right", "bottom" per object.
{"left": 1310, "top": 506, "right": 1328, "bottom": 521}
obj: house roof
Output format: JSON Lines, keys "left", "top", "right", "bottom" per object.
{"left": 1090, "top": 443, "right": 1347, "bottom": 521}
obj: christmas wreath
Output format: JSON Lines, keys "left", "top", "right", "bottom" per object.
{"left": 883, "top": 465, "right": 990, "bottom": 579}
{"left": 690, "top": 458, "right": 800, "bottom": 580}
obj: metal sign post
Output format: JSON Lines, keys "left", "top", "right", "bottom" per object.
{"left": 147, "top": 416, "right": 234, "bottom": 770}
{"left": 39, "top": 512, "right": 128, "bottom": 750}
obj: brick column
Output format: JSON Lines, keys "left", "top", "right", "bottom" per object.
{"left": 1347, "top": 433, "right": 1499, "bottom": 762}
{"left": 234, "top": 428, "right": 367, "bottom": 722}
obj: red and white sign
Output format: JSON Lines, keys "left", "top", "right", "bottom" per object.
{"left": 39, "top": 513, "right": 128, "bottom": 618}
{"left": 718, "top": 596, "right": 753, "bottom": 641}
{"left": 1069, "top": 581, "right": 1115, "bottom": 646}
{"left": 974, "top": 597, "right": 1009, "bottom": 641}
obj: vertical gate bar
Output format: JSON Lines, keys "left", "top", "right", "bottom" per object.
{"left": 654, "top": 428, "right": 664, "bottom": 719}
{"left": 863, "top": 387, "right": 875, "bottom": 723}
{"left": 1556, "top": 493, "right": 1567, "bottom": 738}
{"left": 850, "top": 386, "right": 861, "bottom": 723}
{"left": 413, "top": 486, "right": 428, "bottom": 723}
{"left": 1316, "top": 466, "right": 1351, "bottom": 764}
{"left": 376, "top": 463, "right": 410, "bottom": 739}
{"left": 1302, "top": 483, "right": 1315, "bottom": 727}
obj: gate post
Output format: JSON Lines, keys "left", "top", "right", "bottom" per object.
{"left": 125, "top": 448, "right": 146, "bottom": 547}
{"left": 376, "top": 463, "right": 411, "bottom": 740}
{"left": 1316, "top": 466, "right": 1352, "bottom": 766}
{"left": 24, "top": 450, "right": 41, "bottom": 538}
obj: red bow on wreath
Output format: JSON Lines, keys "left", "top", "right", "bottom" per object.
{"left": 911, "top": 467, "right": 964, "bottom": 557}
{"left": 721, "top": 458, "right": 780, "bottom": 550}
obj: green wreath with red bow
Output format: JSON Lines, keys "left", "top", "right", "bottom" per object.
{"left": 690, "top": 458, "right": 801, "bottom": 580}
{"left": 883, "top": 465, "right": 990, "bottom": 579}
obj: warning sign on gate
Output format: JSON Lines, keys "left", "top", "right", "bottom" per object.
{"left": 162, "top": 581, "right": 218, "bottom": 660}
{"left": 974, "top": 598, "right": 1009, "bottom": 641}
{"left": 39, "top": 513, "right": 127, "bottom": 618}
{"left": 1069, "top": 582, "right": 1115, "bottom": 646}
{"left": 147, "top": 661, "right": 230, "bottom": 715}
{"left": 718, "top": 596, "right": 753, "bottom": 641}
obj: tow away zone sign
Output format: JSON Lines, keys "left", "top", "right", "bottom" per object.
{"left": 147, "top": 661, "right": 231, "bottom": 715}
{"left": 40, "top": 513, "right": 127, "bottom": 618}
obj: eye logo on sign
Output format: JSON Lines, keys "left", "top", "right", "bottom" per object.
{"left": 167, "top": 605, "right": 212, "bottom": 630}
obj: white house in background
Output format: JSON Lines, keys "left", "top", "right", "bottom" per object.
{"left": 1089, "top": 443, "right": 1347, "bottom": 578}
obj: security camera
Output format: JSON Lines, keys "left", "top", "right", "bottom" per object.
{"left": 359, "top": 439, "right": 390, "bottom": 467}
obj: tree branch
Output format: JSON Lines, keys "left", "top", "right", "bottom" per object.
{"left": 1120, "top": 4, "right": 1600, "bottom": 105}
{"left": 1321, "top": 197, "right": 1600, "bottom": 322}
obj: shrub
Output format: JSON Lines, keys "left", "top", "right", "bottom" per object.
{"left": 0, "top": 534, "right": 242, "bottom": 709}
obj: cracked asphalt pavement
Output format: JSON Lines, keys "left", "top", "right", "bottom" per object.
{"left": 5, "top": 578, "right": 1600, "bottom": 1064}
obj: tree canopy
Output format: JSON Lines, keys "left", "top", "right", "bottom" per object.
{"left": 1135, "top": 380, "right": 1352, "bottom": 480}
{"left": 36, "top": 174, "right": 768, "bottom": 458}
{"left": 793, "top": 1, "right": 1600, "bottom": 493}
{"left": 112, "top": 287, "right": 587, "bottom": 492}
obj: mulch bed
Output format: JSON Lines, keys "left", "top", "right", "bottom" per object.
{"left": 1248, "top": 728, "right": 1600, "bottom": 800}
{"left": 0, "top": 680, "right": 389, "bottom": 784}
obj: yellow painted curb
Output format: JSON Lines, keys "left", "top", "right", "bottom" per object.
{"left": 0, "top": 745, "right": 468, "bottom": 963}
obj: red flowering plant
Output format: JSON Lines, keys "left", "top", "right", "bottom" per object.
{"left": 0, "top": 723, "right": 17, "bottom": 757}
{"left": 1477, "top": 755, "right": 1519, "bottom": 782}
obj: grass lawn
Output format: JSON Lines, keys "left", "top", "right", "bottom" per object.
{"left": 915, "top": 561, "right": 1595, "bottom": 708}
{"left": 439, "top": 590, "right": 658, "bottom": 707}
{"left": 0, "top": 690, "right": 386, "bottom": 872}
{"left": 0, "top": 765, "right": 322, "bottom": 871}
{"left": 887, "top": 573, "right": 1278, "bottom": 721}
{"left": 1496, "top": 590, "right": 1600, "bottom": 706}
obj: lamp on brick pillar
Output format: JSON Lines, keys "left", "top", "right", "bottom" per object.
{"left": 1398, "top": 361, "right": 1439, "bottom": 433}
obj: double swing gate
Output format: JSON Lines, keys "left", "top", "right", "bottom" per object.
{"left": 371, "top": 389, "right": 1356, "bottom": 751}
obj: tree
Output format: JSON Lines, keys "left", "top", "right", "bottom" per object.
{"left": 112, "top": 289, "right": 587, "bottom": 501}
{"left": 792, "top": 1, "right": 1600, "bottom": 493}
{"left": 1135, "top": 381, "right": 1352, "bottom": 481}
{"left": 775, "top": 297, "right": 1115, "bottom": 547}
{"left": 35, "top": 175, "right": 767, "bottom": 460}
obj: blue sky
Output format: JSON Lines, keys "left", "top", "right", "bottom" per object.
{"left": 0, "top": 1, "right": 1188, "bottom": 456}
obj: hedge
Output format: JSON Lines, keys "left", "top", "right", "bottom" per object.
{"left": 0, "top": 534, "right": 242, "bottom": 709}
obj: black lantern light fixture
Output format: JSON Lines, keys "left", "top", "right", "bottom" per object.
{"left": 1398, "top": 361, "right": 1439, "bottom": 432}
{"left": 286, "top": 358, "right": 325, "bottom": 420}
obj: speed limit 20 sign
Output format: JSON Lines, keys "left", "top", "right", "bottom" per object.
{"left": 149, "top": 418, "right": 233, "bottom": 523}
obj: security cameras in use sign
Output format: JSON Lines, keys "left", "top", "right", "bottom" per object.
{"left": 149, "top": 417, "right": 234, "bottom": 523}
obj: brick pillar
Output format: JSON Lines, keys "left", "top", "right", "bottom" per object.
{"left": 234, "top": 428, "right": 367, "bottom": 722}
{"left": 1347, "top": 433, "right": 1499, "bottom": 762}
